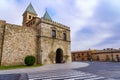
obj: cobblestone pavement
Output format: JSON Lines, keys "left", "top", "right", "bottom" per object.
{"left": 75, "top": 61, "right": 120, "bottom": 80}
{"left": 28, "top": 69, "right": 115, "bottom": 80}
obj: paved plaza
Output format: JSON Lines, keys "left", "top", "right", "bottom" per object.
{"left": 0, "top": 62, "right": 89, "bottom": 74}
{"left": 28, "top": 69, "right": 114, "bottom": 80}
{"left": 0, "top": 62, "right": 119, "bottom": 80}
{"left": 75, "top": 61, "right": 120, "bottom": 80}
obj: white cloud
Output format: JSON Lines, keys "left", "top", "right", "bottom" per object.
{"left": 0, "top": 0, "right": 99, "bottom": 51}
{"left": 75, "top": 0, "right": 98, "bottom": 18}
{"left": 1, "top": 0, "right": 119, "bottom": 51}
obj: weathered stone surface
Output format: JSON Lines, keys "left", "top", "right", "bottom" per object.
{"left": 1, "top": 26, "right": 38, "bottom": 66}
{"left": 39, "top": 20, "right": 71, "bottom": 64}
{"left": 0, "top": 73, "right": 28, "bottom": 80}
{"left": 0, "top": 21, "right": 5, "bottom": 65}
{"left": 0, "top": 18, "right": 71, "bottom": 66}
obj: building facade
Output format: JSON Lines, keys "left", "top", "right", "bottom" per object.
{"left": 0, "top": 3, "right": 71, "bottom": 66}
{"left": 92, "top": 48, "right": 120, "bottom": 62}
{"left": 71, "top": 50, "right": 91, "bottom": 61}
{"left": 72, "top": 48, "right": 120, "bottom": 62}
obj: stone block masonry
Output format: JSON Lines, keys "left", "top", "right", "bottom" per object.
{"left": 1, "top": 24, "right": 38, "bottom": 66}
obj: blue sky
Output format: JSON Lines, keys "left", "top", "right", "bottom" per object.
{"left": 0, "top": 0, "right": 120, "bottom": 51}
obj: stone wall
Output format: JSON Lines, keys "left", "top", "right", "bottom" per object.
{"left": 1, "top": 25, "right": 38, "bottom": 66}
{"left": 39, "top": 20, "right": 71, "bottom": 64}
{"left": 0, "top": 18, "right": 71, "bottom": 66}
{"left": 92, "top": 53, "right": 120, "bottom": 61}
{"left": 41, "top": 37, "right": 71, "bottom": 64}
{"left": 0, "top": 27, "right": 4, "bottom": 64}
{"left": 0, "top": 20, "right": 6, "bottom": 65}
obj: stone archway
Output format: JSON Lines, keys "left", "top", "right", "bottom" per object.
{"left": 56, "top": 48, "right": 63, "bottom": 63}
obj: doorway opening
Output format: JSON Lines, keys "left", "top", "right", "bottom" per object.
{"left": 56, "top": 48, "right": 63, "bottom": 63}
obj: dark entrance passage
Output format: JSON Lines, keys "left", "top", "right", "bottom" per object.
{"left": 56, "top": 48, "right": 63, "bottom": 63}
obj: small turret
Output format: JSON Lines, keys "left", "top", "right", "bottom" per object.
{"left": 22, "top": 3, "right": 37, "bottom": 26}
{"left": 43, "top": 10, "right": 52, "bottom": 21}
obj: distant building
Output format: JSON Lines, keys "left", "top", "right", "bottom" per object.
{"left": 72, "top": 48, "right": 120, "bottom": 62}
{"left": 92, "top": 48, "right": 120, "bottom": 62}
{"left": 71, "top": 50, "right": 91, "bottom": 61}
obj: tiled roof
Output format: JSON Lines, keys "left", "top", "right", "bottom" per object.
{"left": 43, "top": 11, "right": 52, "bottom": 20}
{"left": 24, "top": 3, "right": 37, "bottom": 15}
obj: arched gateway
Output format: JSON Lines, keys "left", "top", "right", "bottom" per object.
{"left": 56, "top": 48, "right": 63, "bottom": 63}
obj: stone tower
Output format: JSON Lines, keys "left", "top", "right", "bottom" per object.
{"left": 22, "top": 3, "right": 37, "bottom": 26}
{"left": 37, "top": 11, "right": 71, "bottom": 64}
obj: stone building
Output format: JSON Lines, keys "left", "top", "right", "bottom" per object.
{"left": 72, "top": 48, "right": 120, "bottom": 62}
{"left": 92, "top": 48, "right": 120, "bottom": 62}
{"left": 71, "top": 50, "right": 91, "bottom": 61}
{"left": 0, "top": 3, "right": 71, "bottom": 66}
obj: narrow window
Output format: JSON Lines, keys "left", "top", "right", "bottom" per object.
{"left": 29, "top": 15, "right": 31, "bottom": 19}
{"left": 52, "top": 30, "right": 56, "bottom": 38}
{"left": 63, "top": 33, "right": 66, "bottom": 41}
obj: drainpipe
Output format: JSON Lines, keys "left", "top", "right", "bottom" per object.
{"left": 0, "top": 26, "right": 6, "bottom": 66}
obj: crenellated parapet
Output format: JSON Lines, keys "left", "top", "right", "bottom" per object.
{"left": 41, "top": 18, "right": 70, "bottom": 30}
{"left": 0, "top": 20, "right": 6, "bottom": 27}
{"left": 6, "top": 23, "right": 21, "bottom": 27}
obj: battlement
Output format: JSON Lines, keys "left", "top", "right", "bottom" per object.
{"left": 0, "top": 20, "right": 22, "bottom": 28}
{"left": 0, "top": 20, "right": 6, "bottom": 27}
{"left": 41, "top": 18, "right": 70, "bottom": 30}
{"left": 6, "top": 23, "right": 21, "bottom": 27}
{"left": 5, "top": 23, "right": 37, "bottom": 33}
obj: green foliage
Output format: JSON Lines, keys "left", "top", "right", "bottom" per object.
{"left": 24, "top": 55, "right": 35, "bottom": 66}
{"left": 0, "top": 64, "right": 42, "bottom": 70}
